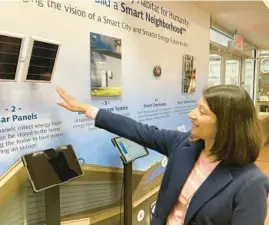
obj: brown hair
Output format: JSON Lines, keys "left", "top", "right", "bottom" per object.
{"left": 203, "top": 85, "right": 263, "bottom": 166}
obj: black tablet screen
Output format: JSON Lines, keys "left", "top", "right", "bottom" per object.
{"left": 22, "top": 145, "right": 83, "bottom": 192}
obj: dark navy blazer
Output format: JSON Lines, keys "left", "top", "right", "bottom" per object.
{"left": 95, "top": 109, "right": 269, "bottom": 225}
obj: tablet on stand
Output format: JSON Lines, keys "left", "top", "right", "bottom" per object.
{"left": 111, "top": 137, "right": 149, "bottom": 225}
{"left": 21, "top": 145, "right": 83, "bottom": 225}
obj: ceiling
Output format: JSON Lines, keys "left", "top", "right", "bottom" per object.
{"left": 193, "top": 1, "right": 269, "bottom": 50}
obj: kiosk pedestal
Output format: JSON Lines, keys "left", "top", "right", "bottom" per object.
{"left": 124, "top": 162, "right": 132, "bottom": 225}
{"left": 45, "top": 186, "right": 61, "bottom": 225}
{"left": 112, "top": 137, "right": 149, "bottom": 225}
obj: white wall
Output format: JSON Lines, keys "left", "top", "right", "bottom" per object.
{"left": 0, "top": 0, "right": 210, "bottom": 100}
{"left": 0, "top": 0, "right": 211, "bottom": 173}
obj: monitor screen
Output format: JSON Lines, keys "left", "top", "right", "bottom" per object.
{"left": 21, "top": 145, "right": 83, "bottom": 192}
{"left": 112, "top": 137, "right": 149, "bottom": 163}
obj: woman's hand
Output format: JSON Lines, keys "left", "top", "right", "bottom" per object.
{"left": 56, "top": 87, "right": 99, "bottom": 119}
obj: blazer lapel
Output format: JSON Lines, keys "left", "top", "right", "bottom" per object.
{"left": 162, "top": 140, "right": 204, "bottom": 219}
{"left": 183, "top": 163, "right": 233, "bottom": 225}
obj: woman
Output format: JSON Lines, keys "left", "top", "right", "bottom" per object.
{"left": 56, "top": 85, "right": 269, "bottom": 225}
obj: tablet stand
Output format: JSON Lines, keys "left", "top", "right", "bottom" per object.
{"left": 22, "top": 145, "right": 83, "bottom": 225}
{"left": 112, "top": 137, "right": 149, "bottom": 225}
{"left": 123, "top": 162, "right": 132, "bottom": 225}
{"left": 43, "top": 163, "right": 132, "bottom": 225}
{"left": 45, "top": 186, "right": 61, "bottom": 225}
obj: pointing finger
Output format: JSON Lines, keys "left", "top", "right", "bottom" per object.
{"left": 57, "top": 101, "right": 72, "bottom": 111}
{"left": 56, "top": 87, "right": 73, "bottom": 104}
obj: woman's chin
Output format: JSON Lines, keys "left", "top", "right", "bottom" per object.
{"left": 190, "top": 132, "right": 200, "bottom": 140}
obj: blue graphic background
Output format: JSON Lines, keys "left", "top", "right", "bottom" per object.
{"left": 0, "top": 82, "right": 196, "bottom": 175}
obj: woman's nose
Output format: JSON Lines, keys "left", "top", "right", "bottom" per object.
{"left": 188, "top": 109, "right": 197, "bottom": 120}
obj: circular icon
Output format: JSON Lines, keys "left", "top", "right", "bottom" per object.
{"left": 153, "top": 66, "right": 162, "bottom": 77}
{"left": 137, "top": 209, "right": 145, "bottom": 222}
{"left": 161, "top": 157, "right": 168, "bottom": 168}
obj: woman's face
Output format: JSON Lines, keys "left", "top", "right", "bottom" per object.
{"left": 188, "top": 97, "right": 217, "bottom": 141}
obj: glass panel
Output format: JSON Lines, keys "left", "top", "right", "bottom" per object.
{"left": 26, "top": 40, "right": 58, "bottom": 81}
{"left": 208, "top": 54, "right": 221, "bottom": 87}
{"left": 225, "top": 59, "right": 240, "bottom": 85}
{"left": 243, "top": 59, "right": 254, "bottom": 100}
{"left": 261, "top": 50, "right": 269, "bottom": 56}
{"left": 0, "top": 34, "right": 22, "bottom": 80}
{"left": 210, "top": 29, "right": 232, "bottom": 47}
{"left": 257, "top": 72, "right": 269, "bottom": 102}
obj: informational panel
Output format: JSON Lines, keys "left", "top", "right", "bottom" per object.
{"left": 0, "top": 1, "right": 210, "bottom": 224}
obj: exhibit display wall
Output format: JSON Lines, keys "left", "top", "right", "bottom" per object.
{"left": 0, "top": 0, "right": 210, "bottom": 224}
